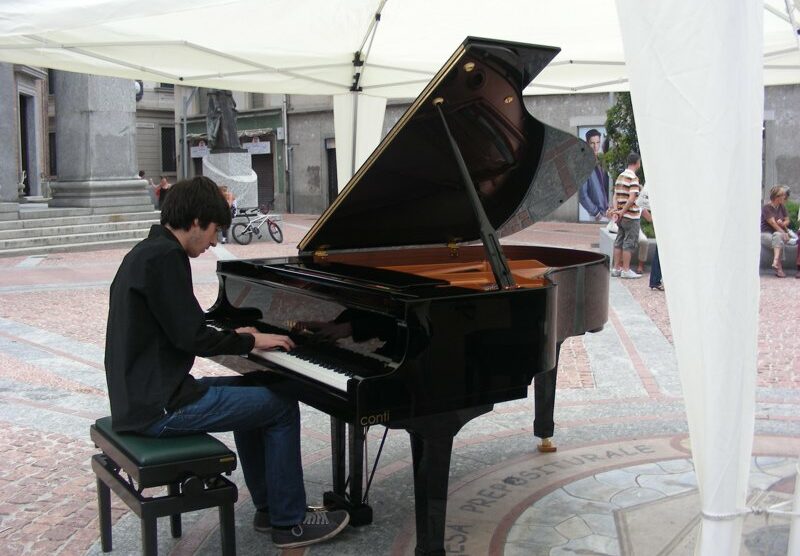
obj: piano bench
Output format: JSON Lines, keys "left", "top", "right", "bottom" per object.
{"left": 90, "top": 416, "right": 238, "bottom": 556}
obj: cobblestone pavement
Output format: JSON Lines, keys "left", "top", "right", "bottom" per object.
{"left": 0, "top": 217, "right": 796, "bottom": 555}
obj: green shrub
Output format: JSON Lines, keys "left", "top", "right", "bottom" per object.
{"left": 786, "top": 200, "right": 799, "bottom": 230}
{"left": 601, "top": 92, "right": 644, "bottom": 182}
{"left": 640, "top": 219, "right": 655, "bottom": 239}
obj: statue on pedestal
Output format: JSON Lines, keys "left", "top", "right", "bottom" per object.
{"left": 206, "top": 90, "right": 245, "bottom": 153}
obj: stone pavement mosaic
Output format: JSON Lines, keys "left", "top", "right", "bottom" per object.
{"left": 0, "top": 217, "right": 797, "bottom": 555}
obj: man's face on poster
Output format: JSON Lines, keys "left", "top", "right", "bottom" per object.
{"left": 588, "top": 135, "right": 602, "bottom": 158}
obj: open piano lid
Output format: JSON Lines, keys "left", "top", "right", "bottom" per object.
{"left": 299, "top": 37, "right": 596, "bottom": 254}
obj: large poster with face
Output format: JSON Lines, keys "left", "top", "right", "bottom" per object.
{"left": 577, "top": 126, "right": 610, "bottom": 222}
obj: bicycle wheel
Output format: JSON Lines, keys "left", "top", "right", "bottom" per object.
{"left": 231, "top": 222, "right": 253, "bottom": 245}
{"left": 267, "top": 220, "right": 283, "bottom": 243}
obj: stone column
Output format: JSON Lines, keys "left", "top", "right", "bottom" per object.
{"left": 50, "top": 71, "right": 152, "bottom": 213}
{"left": 0, "top": 63, "right": 19, "bottom": 207}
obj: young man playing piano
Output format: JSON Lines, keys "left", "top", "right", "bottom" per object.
{"left": 103, "top": 176, "right": 349, "bottom": 549}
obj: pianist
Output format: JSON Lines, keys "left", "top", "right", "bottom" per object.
{"left": 103, "top": 176, "right": 350, "bottom": 549}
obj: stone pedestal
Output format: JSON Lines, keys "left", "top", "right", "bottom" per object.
{"left": 202, "top": 152, "right": 258, "bottom": 208}
{"left": 49, "top": 72, "right": 152, "bottom": 212}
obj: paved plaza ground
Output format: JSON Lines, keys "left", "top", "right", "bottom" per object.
{"left": 0, "top": 216, "right": 797, "bottom": 555}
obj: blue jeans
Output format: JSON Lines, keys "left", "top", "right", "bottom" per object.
{"left": 139, "top": 376, "right": 307, "bottom": 526}
{"left": 649, "top": 246, "right": 662, "bottom": 287}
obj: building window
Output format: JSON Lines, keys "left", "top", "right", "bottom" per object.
{"left": 48, "top": 132, "right": 57, "bottom": 176}
{"left": 325, "top": 138, "right": 338, "bottom": 207}
{"left": 47, "top": 69, "right": 55, "bottom": 95}
{"left": 250, "top": 93, "right": 265, "bottom": 109}
{"left": 161, "top": 127, "right": 177, "bottom": 172}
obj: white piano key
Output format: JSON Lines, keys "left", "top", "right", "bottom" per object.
{"left": 252, "top": 349, "right": 350, "bottom": 392}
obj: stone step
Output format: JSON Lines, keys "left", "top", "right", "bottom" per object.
{"left": 15, "top": 204, "right": 156, "bottom": 220}
{"left": 0, "top": 220, "right": 158, "bottom": 241}
{"left": 89, "top": 204, "right": 157, "bottom": 215}
{"left": 0, "top": 211, "right": 160, "bottom": 231}
{"left": 0, "top": 203, "right": 18, "bottom": 222}
{"left": 0, "top": 238, "right": 145, "bottom": 258}
{"left": 16, "top": 207, "right": 93, "bottom": 219}
{"left": 0, "top": 229, "right": 150, "bottom": 251}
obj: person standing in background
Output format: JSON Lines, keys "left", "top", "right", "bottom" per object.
{"left": 218, "top": 185, "right": 237, "bottom": 244}
{"left": 635, "top": 183, "right": 663, "bottom": 290}
{"left": 157, "top": 176, "right": 172, "bottom": 210}
{"left": 610, "top": 153, "right": 643, "bottom": 279}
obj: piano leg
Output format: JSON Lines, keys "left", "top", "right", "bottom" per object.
{"left": 534, "top": 342, "right": 562, "bottom": 449}
{"left": 403, "top": 405, "right": 492, "bottom": 556}
{"left": 330, "top": 418, "right": 347, "bottom": 495}
{"left": 323, "top": 417, "right": 374, "bottom": 526}
{"left": 348, "top": 422, "right": 365, "bottom": 504}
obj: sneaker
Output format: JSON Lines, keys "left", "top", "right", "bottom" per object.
{"left": 620, "top": 269, "right": 642, "bottom": 279}
{"left": 272, "top": 509, "right": 350, "bottom": 549}
{"left": 610, "top": 268, "right": 621, "bottom": 277}
{"left": 255, "top": 506, "right": 327, "bottom": 533}
{"left": 254, "top": 510, "right": 271, "bottom": 532}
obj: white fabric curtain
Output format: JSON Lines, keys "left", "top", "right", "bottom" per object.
{"left": 616, "top": 1, "right": 763, "bottom": 554}
{"left": 332, "top": 92, "right": 387, "bottom": 189}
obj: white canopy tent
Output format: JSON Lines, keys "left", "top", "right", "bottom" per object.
{"left": 1, "top": 0, "right": 799, "bottom": 182}
{"left": 1, "top": 0, "right": 798, "bottom": 94}
{"left": 1, "top": 1, "right": 798, "bottom": 553}
{"left": 618, "top": 2, "right": 769, "bottom": 554}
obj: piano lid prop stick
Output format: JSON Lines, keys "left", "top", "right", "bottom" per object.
{"left": 432, "top": 97, "right": 517, "bottom": 290}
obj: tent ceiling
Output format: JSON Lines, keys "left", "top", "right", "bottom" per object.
{"left": 0, "top": 0, "right": 797, "bottom": 98}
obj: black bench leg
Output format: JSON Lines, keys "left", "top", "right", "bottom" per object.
{"left": 219, "top": 502, "right": 236, "bottom": 556}
{"left": 141, "top": 515, "right": 158, "bottom": 556}
{"left": 96, "top": 476, "right": 113, "bottom": 552}
{"left": 168, "top": 484, "right": 182, "bottom": 538}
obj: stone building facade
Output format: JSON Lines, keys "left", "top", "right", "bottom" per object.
{"left": 0, "top": 66, "right": 173, "bottom": 214}
{"left": 1, "top": 68, "right": 798, "bottom": 221}
{"left": 0, "top": 63, "right": 49, "bottom": 205}
{"left": 282, "top": 86, "right": 800, "bottom": 219}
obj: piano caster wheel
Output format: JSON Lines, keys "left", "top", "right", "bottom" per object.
{"left": 537, "top": 437, "right": 557, "bottom": 453}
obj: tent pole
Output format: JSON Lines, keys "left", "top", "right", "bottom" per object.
{"left": 350, "top": 92, "right": 358, "bottom": 182}
{"left": 181, "top": 86, "right": 198, "bottom": 180}
{"left": 283, "top": 94, "right": 293, "bottom": 213}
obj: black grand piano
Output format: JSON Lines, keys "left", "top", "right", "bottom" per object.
{"left": 207, "top": 37, "right": 608, "bottom": 555}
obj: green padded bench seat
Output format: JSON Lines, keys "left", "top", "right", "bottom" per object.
{"left": 90, "top": 416, "right": 238, "bottom": 555}
{"left": 91, "top": 416, "right": 237, "bottom": 488}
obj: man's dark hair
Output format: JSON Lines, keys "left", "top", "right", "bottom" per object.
{"left": 138, "top": 170, "right": 145, "bottom": 178}
{"left": 627, "top": 152, "right": 641, "bottom": 166}
{"left": 585, "top": 128, "right": 601, "bottom": 141}
{"left": 160, "top": 176, "right": 231, "bottom": 230}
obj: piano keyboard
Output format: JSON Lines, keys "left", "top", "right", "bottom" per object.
{"left": 251, "top": 348, "right": 351, "bottom": 392}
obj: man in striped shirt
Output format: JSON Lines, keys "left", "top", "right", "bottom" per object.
{"left": 610, "top": 153, "right": 643, "bottom": 279}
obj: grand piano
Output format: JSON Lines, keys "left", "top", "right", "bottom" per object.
{"left": 207, "top": 37, "right": 609, "bottom": 555}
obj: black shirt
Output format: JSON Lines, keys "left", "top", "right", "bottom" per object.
{"left": 104, "top": 225, "right": 255, "bottom": 432}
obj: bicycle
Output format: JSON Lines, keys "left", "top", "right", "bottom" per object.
{"left": 230, "top": 202, "right": 284, "bottom": 244}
